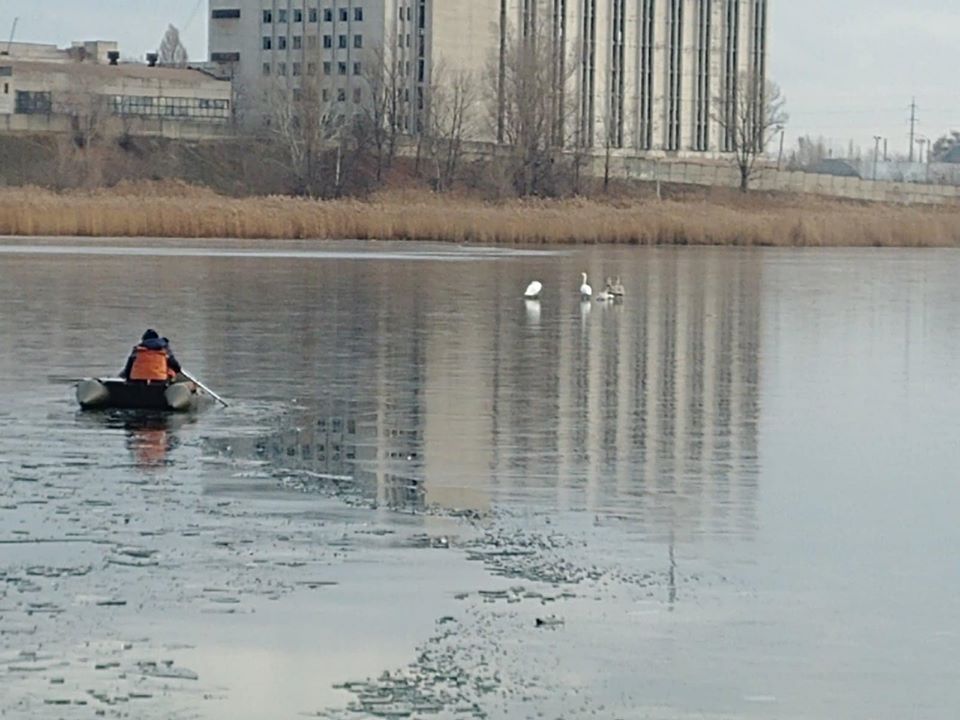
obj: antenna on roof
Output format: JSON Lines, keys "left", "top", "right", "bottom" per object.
{"left": 3, "top": 17, "right": 18, "bottom": 56}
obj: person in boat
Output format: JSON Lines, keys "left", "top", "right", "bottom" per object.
{"left": 120, "top": 329, "right": 182, "bottom": 383}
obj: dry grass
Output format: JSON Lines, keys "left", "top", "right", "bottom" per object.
{"left": 1, "top": 182, "right": 958, "bottom": 247}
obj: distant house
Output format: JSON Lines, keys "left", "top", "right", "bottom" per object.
{"left": 804, "top": 159, "right": 862, "bottom": 178}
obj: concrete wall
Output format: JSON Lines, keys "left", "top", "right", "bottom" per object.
{"left": 0, "top": 113, "right": 235, "bottom": 140}
{"left": 616, "top": 156, "right": 960, "bottom": 205}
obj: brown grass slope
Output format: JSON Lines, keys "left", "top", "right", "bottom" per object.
{"left": 0, "top": 183, "right": 958, "bottom": 246}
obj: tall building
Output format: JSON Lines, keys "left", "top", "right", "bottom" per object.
{"left": 209, "top": 0, "right": 767, "bottom": 157}
{"left": 209, "top": 0, "right": 499, "bottom": 130}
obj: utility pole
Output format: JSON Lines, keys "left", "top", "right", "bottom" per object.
{"left": 909, "top": 100, "right": 918, "bottom": 161}
{"left": 883, "top": 138, "right": 888, "bottom": 162}
{"left": 777, "top": 129, "right": 785, "bottom": 170}
{"left": 873, "top": 135, "right": 882, "bottom": 180}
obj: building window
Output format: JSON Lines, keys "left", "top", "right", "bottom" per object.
{"left": 639, "top": 0, "right": 655, "bottom": 150}
{"left": 307, "top": 35, "right": 318, "bottom": 49}
{"left": 693, "top": 0, "right": 712, "bottom": 152}
{"left": 293, "top": 89, "right": 302, "bottom": 102}
{"left": 262, "top": 36, "right": 272, "bottom": 50}
{"left": 751, "top": 0, "right": 767, "bottom": 96}
{"left": 665, "top": 0, "right": 684, "bottom": 151}
{"left": 263, "top": 62, "right": 271, "bottom": 76}
{"left": 0, "top": 66, "right": 11, "bottom": 76}
{"left": 722, "top": 0, "right": 741, "bottom": 152}
{"left": 339, "top": 8, "right": 348, "bottom": 21}
{"left": 324, "top": 9, "right": 332, "bottom": 22}
{"left": 323, "top": 35, "right": 332, "bottom": 48}
{"left": 212, "top": 9, "right": 241, "bottom": 19}
{"left": 353, "top": 34, "right": 362, "bottom": 49}
{"left": 353, "top": 87, "right": 361, "bottom": 103}
{"left": 580, "top": 0, "right": 597, "bottom": 148}
{"left": 14, "top": 90, "right": 52, "bottom": 115}
{"left": 307, "top": 62, "right": 317, "bottom": 76}
{"left": 338, "top": 35, "right": 347, "bottom": 49}
{"left": 293, "top": 9, "right": 303, "bottom": 23}
{"left": 322, "top": 88, "right": 330, "bottom": 102}
{"left": 292, "top": 62, "right": 301, "bottom": 76}
{"left": 262, "top": 9, "right": 272, "bottom": 23}
{"left": 277, "top": 36, "right": 287, "bottom": 50}
{"left": 337, "top": 88, "right": 346, "bottom": 102}
{"left": 323, "top": 61, "right": 332, "bottom": 75}
{"left": 278, "top": 62, "right": 287, "bottom": 76}
{"left": 3, "top": 83, "right": 8, "bottom": 95}
{"left": 293, "top": 36, "right": 302, "bottom": 49}
{"left": 353, "top": 61, "right": 362, "bottom": 75}
{"left": 277, "top": 8, "right": 288, "bottom": 23}
{"left": 309, "top": 8, "right": 318, "bottom": 22}
{"left": 211, "top": 52, "right": 240, "bottom": 62}
{"left": 354, "top": 8, "right": 363, "bottom": 21}
{"left": 338, "top": 61, "right": 347, "bottom": 75}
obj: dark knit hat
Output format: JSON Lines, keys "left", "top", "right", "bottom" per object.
{"left": 142, "top": 329, "right": 160, "bottom": 341}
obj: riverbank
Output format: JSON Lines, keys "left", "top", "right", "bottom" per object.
{"left": 1, "top": 182, "right": 958, "bottom": 246}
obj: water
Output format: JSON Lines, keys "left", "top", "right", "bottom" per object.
{"left": 1, "top": 238, "right": 958, "bottom": 719}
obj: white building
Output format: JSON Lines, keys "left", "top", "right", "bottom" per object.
{"left": 0, "top": 40, "right": 232, "bottom": 139}
{"left": 208, "top": 0, "right": 767, "bottom": 157}
{"left": 209, "top": 0, "right": 498, "bottom": 131}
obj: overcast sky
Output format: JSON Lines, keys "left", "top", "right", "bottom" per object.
{"left": 0, "top": 0, "right": 954, "bottom": 157}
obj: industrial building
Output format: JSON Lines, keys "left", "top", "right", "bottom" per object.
{"left": 209, "top": 0, "right": 767, "bottom": 157}
{"left": 0, "top": 40, "right": 232, "bottom": 139}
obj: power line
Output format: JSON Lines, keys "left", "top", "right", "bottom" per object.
{"left": 182, "top": 0, "right": 203, "bottom": 33}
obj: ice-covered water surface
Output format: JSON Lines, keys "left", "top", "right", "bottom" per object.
{"left": 1, "top": 240, "right": 958, "bottom": 719}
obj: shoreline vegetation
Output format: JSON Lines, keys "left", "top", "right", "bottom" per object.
{"left": 1, "top": 182, "right": 958, "bottom": 247}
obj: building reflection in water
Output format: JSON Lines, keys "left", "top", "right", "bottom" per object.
{"left": 205, "top": 251, "right": 761, "bottom": 537}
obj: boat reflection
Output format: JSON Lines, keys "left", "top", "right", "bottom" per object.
{"left": 123, "top": 414, "right": 181, "bottom": 470}
{"left": 76, "top": 409, "right": 192, "bottom": 472}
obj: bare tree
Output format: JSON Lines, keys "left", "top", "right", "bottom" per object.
{"left": 488, "top": 18, "right": 577, "bottom": 197}
{"left": 787, "top": 134, "right": 831, "bottom": 170}
{"left": 50, "top": 78, "right": 116, "bottom": 188}
{"left": 158, "top": 25, "right": 189, "bottom": 68}
{"left": 713, "top": 70, "right": 787, "bottom": 192}
{"left": 931, "top": 130, "right": 960, "bottom": 161}
{"left": 422, "top": 68, "right": 477, "bottom": 192}
{"left": 359, "top": 45, "right": 402, "bottom": 184}
{"left": 267, "top": 70, "right": 340, "bottom": 198}
{"left": 55, "top": 79, "right": 111, "bottom": 150}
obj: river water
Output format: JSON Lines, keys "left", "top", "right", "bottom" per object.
{"left": 0, "top": 239, "right": 957, "bottom": 720}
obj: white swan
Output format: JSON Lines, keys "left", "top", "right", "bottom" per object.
{"left": 579, "top": 272, "right": 592, "bottom": 300}
{"left": 524, "top": 280, "right": 543, "bottom": 299}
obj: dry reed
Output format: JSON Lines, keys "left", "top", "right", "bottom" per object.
{"left": 0, "top": 181, "right": 958, "bottom": 247}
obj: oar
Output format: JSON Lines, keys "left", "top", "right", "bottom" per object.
{"left": 181, "top": 370, "right": 229, "bottom": 408}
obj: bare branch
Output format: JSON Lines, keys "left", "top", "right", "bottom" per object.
{"left": 713, "top": 70, "right": 788, "bottom": 192}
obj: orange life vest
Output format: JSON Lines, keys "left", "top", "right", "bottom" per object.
{"left": 129, "top": 346, "right": 174, "bottom": 382}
